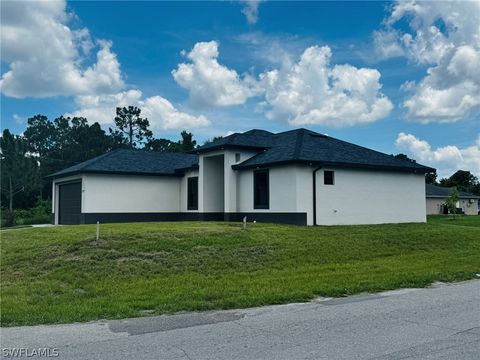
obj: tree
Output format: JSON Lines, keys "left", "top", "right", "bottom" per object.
{"left": 145, "top": 138, "right": 178, "bottom": 152}
{"left": 146, "top": 131, "right": 197, "bottom": 153}
{"left": 23, "top": 114, "right": 55, "bottom": 159}
{"left": 425, "top": 172, "right": 437, "bottom": 184}
{"left": 1, "top": 130, "right": 39, "bottom": 210}
{"left": 203, "top": 136, "right": 223, "bottom": 146}
{"left": 439, "top": 170, "right": 479, "bottom": 195}
{"left": 109, "top": 106, "right": 152, "bottom": 148}
{"left": 24, "top": 114, "right": 59, "bottom": 198}
{"left": 393, "top": 153, "right": 416, "bottom": 163}
{"left": 53, "top": 116, "right": 115, "bottom": 169}
{"left": 445, "top": 187, "right": 459, "bottom": 216}
{"left": 178, "top": 131, "right": 197, "bottom": 152}
{"left": 23, "top": 114, "right": 117, "bottom": 202}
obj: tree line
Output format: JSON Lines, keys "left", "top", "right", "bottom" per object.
{"left": 1, "top": 110, "right": 479, "bottom": 212}
{"left": 1, "top": 106, "right": 216, "bottom": 211}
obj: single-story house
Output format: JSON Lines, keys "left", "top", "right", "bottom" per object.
{"left": 426, "top": 184, "right": 480, "bottom": 215}
{"left": 49, "top": 128, "right": 435, "bottom": 226}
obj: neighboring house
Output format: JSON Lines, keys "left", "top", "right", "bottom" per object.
{"left": 426, "top": 184, "right": 480, "bottom": 215}
{"left": 49, "top": 128, "right": 434, "bottom": 226}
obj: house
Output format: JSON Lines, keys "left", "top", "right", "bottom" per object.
{"left": 426, "top": 184, "right": 480, "bottom": 215}
{"left": 49, "top": 128, "right": 435, "bottom": 226}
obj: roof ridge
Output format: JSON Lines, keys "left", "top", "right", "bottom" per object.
{"left": 276, "top": 128, "right": 321, "bottom": 136}
{"left": 82, "top": 148, "right": 124, "bottom": 170}
{"left": 293, "top": 129, "right": 305, "bottom": 160}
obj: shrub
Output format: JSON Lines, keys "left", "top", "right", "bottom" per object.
{"left": 2, "top": 209, "right": 16, "bottom": 228}
{"left": 1, "top": 198, "right": 51, "bottom": 227}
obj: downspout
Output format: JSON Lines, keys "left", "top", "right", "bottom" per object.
{"left": 312, "top": 166, "right": 322, "bottom": 226}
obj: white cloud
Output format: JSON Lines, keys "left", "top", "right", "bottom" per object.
{"left": 395, "top": 132, "right": 480, "bottom": 178}
{"left": 1, "top": 0, "right": 209, "bottom": 132}
{"left": 260, "top": 45, "right": 393, "bottom": 127}
{"left": 375, "top": 0, "right": 480, "bottom": 122}
{"left": 67, "top": 90, "right": 210, "bottom": 131}
{"left": 240, "top": 1, "right": 263, "bottom": 25}
{"left": 172, "top": 41, "right": 259, "bottom": 107}
{"left": 0, "top": 0, "right": 123, "bottom": 98}
{"left": 173, "top": 41, "right": 392, "bottom": 127}
{"left": 12, "top": 113, "right": 25, "bottom": 125}
{"left": 141, "top": 96, "right": 210, "bottom": 130}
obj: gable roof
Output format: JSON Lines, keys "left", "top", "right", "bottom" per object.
{"left": 214, "top": 128, "right": 434, "bottom": 173}
{"left": 426, "top": 184, "right": 480, "bottom": 198}
{"left": 49, "top": 149, "right": 198, "bottom": 179}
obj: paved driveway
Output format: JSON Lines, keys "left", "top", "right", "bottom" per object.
{"left": 2, "top": 280, "right": 479, "bottom": 359}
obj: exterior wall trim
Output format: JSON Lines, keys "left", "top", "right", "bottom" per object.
{"left": 79, "top": 212, "right": 307, "bottom": 226}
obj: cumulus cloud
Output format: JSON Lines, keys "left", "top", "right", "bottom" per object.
{"left": 67, "top": 90, "right": 210, "bottom": 130}
{"left": 375, "top": 0, "right": 480, "bottom": 122}
{"left": 173, "top": 42, "right": 392, "bottom": 127}
{"left": 172, "top": 41, "right": 259, "bottom": 107}
{"left": 260, "top": 45, "right": 393, "bottom": 127}
{"left": 240, "top": 1, "right": 263, "bottom": 25}
{"left": 0, "top": 0, "right": 123, "bottom": 98}
{"left": 1, "top": 0, "right": 209, "bottom": 132}
{"left": 395, "top": 133, "right": 480, "bottom": 178}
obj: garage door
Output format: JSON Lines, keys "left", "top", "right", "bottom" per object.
{"left": 58, "top": 181, "right": 82, "bottom": 225}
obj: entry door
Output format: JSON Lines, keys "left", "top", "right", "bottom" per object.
{"left": 58, "top": 181, "right": 82, "bottom": 225}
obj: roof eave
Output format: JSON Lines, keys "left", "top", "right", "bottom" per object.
{"left": 232, "top": 159, "right": 435, "bottom": 173}
{"left": 427, "top": 194, "right": 480, "bottom": 199}
{"left": 48, "top": 169, "right": 185, "bottom": 180}
{"left": 189, "top": 144, "right": 267, "bottom": 154}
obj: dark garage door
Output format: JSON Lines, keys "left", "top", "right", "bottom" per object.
{"left": 58, "top": 181, "right": 82, "bottom": 225}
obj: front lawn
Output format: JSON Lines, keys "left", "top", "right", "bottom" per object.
{"left": 1, "top": 216, "right": 479, "bottom": 326}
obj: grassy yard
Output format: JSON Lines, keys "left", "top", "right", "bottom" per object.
{"left": 1, "top": 216, "right": 479, "bottom": 326}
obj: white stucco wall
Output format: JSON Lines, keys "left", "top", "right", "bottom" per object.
{"left": 199, "top": 149, "right": 259, "bottom": 213}
{"left": 460, "top": 198, "right": 479, "bottom": 215}
{"left": 236, "top": 165, "right": 300, "bottom": 213}
{"left": 295, "top": 165, "right": 315, "bottom": 225}
{"left": 51, "top": 157, "right": 431, "bottom": 226}
{"left": 315, "top": 168, "right": 426, "bottom": 225}
{"left": 426, "top": 198, "right": 443, "bottom": 215}
{"left": 427, "top": 197, "right": 479, "bottom": 215}
{"left": 201, "top": 154, "right": 225, "bottom": 212}
{"left": 180, "top": 169, "right": 199, "bottom": 212}
{"left": 82, "top": 174, "right": 181, "bottom": 213}
{"left": 224, "top": 150, "right": 259, "bottom": 213}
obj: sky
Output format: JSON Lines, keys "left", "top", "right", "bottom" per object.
{"left": 1, "top": 0, "right": 479, "bottom": 178}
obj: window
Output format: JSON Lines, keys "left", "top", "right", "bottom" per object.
{"left": 324, "top": 170, "right": 334, "bottom": 185}
{"left": 254, "top": 169, "right": 269, "bottom": 209}
{"left": 235, "top": 153, "right": 241, "bottom": 162}
{"left": 187, "top": 177, "right": 198, "bottom": 210}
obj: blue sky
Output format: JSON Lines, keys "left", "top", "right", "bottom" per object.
{"left": 1, "top": 1, "right": 479, "bottom": 177}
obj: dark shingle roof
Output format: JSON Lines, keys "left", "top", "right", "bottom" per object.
{"left": 49, "top": 149, "right": 198, "bottom": 178}
{"left": 51, "top": 128, "right": 436, "bottom": 179}
{"left": 227, "top": 128, "right": 434, "bottom": 173}
{"left": 426, "top": 184, "right": 480, "bottom": 198}
{"left": 193, "top": 129, "right": 276, "bottom": 153}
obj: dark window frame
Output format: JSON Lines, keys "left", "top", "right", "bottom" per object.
{"left": 324, "top": 170, "right": 334, "bottom": 185}
{"left": 235, "top": 153, "right": 241, "bottom": 162}
{"left": 253, "top": 169, "right": 270, "bottom": 209}
{"left": 187, "top": 176, "right": 198, "bottom": 210}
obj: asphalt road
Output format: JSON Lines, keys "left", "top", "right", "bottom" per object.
{"left": 2, "top": 280, "right": 479, "bottom": 359}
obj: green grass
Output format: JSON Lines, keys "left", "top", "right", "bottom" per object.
{"left": 1, "top": 216, "right": 479, "bottom": 326}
